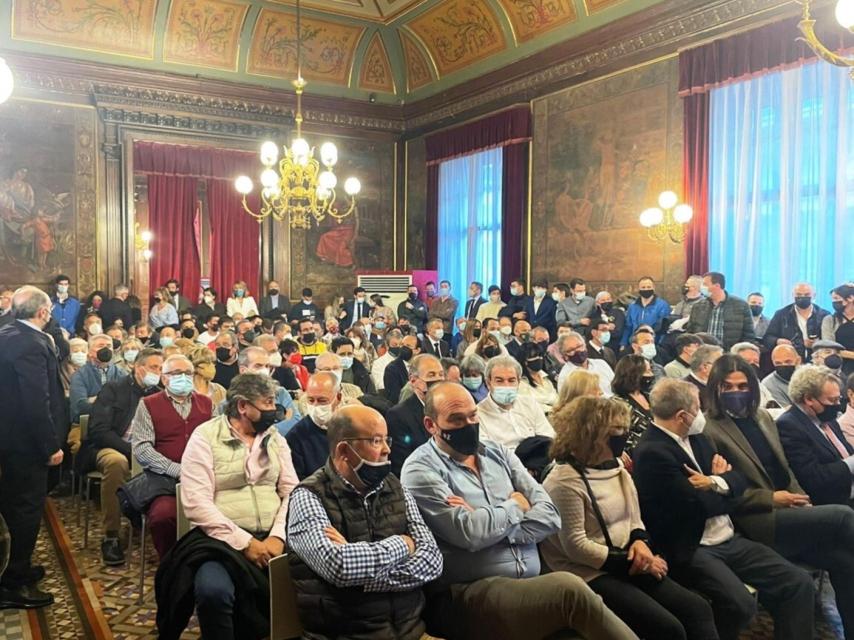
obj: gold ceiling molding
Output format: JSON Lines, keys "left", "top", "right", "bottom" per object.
{"left": 11, "top": 0, "right": 158, "bottom": 59}
{"left": 407, "top": 0, "right": 507, "bottom": 76}
{"left": 267, "top": 0, "right": 425, "bottom": 23}
{"left": 585, "top": 0, "right": 629, "bottom": 15}
{"left": 400, "top": 30, "right": 434, "bottom": 91}
{"left": 164, "top": 0, "right": 249, "bottom": 71}
{"left": 498, "top": 0, "right": 578, "bottom": 44}
{"left": 247, "top": 7, "right": 365, "bottom": 85}
{"left": 359, "top": 33, "right": 396, "bottom": 93}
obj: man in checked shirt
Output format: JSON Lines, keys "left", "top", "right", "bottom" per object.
{"left": 286, "top": 404, "right": 443, "bottom": 640}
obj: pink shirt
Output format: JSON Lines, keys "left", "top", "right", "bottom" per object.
{"left": 839, "top": 405, "right": 854, "bottom": 449}
{"left": 180, "top": 417, "right": 299, "bottom": 551}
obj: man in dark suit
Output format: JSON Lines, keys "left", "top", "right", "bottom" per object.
{"left": 340, "top": 286, "right": 371, "bottom": 329}
{"left": 462, "top": 281, "right": 486, "bottom": 321}
{"left": 762, "top": 283, "right": 829, "bottom": 361}
{"left": 421, "top": 318, "right": 451, "bottom": 358}
{"left": 258, "top": 279, "right": 291, "bottom": 321}
{"left": 522, "top": 280, "right": 556, "bottom": 339}
{"left": 633, "top": 378, "right": 814, "bottom": 640}
{"left": 164, "top": 279, "right": 192, "bottom": 314}
{"left": 585, "top": 317, "right": 616, "bottom": 369}
{"left": 0, "top": 286, "right": 67, "bottom": 608}
{"left": 99, "top": 283, "right": 134, "bottom": 330}
{"left": 777, "top": 364, "right": 853, "bottom": 506}
{"left": 387, "top": 353, "right": 444, "bottom": 476}
{"left": 383, "top": 335, "right": 420, "bottom": 404}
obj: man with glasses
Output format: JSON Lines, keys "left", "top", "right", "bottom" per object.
{"left": 555, "top": 331, "right": 614, "bottom": 397}
{"left": 287, "top": 404, "right": 443, "bottom": 639}
{"left": 131, "top": 354, "right": 213, "bottom": 559}
{"left": 387, "top": 354, "right": 445, "bottom": 477}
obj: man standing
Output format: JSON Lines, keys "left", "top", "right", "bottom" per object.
{"left": 99, "top": 284, "right": 134, "bottom": 331}
{"left": 165, "top": 280, "right": 191, "bottom": 314}
{"left": 340, "top": 286, "right": 371, "bottom": 329}
{"left": 506, "top": 279, "right": 531, "bottom": 320}
{"left": 763, "top": 283, "right": 829, "bottom": 361}
{"left": 430, "top": 281, "right": 458, "bottom": 338}
{"left": 686, "top": 272, "right": 755, "bottom": 350}
{"left": 555, "top": 278, "right": 595, "bottom": 331}
{"left": 463, "top": 281, "right": 486, "bottom": 321}
{"left": 747, "top": 292, "right": 770, "bottom": 340}
{"left": 673, "top": 275, "right": 705, "bottom": 319}
{"left": 523, "top": 280, "right": 557, "bottom": 339}
{"left": 51, "top": 274, "right": 81, "bottom": 336}
{"left": 622, "top": 277, "right": 671, "bottom": 346}
{"left": 258, "top": 280, "right": 291, "bottom": 321}
{"left": 0, "top": 287, "right": 66, "bottom": 608}
{"left": 398, "top": 285, "right": 428, "bottom": 335}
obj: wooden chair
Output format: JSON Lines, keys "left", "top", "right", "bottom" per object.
{"left": 268, "top": 554, "right": 302, "bottom": 640}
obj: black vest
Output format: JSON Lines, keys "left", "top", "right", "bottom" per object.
{"left": 288, "top": 461, "right": 425, "bottom": 640}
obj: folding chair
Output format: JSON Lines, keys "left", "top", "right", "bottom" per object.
{"left": 269, "top": 554, "right": 303, "bottom": 640}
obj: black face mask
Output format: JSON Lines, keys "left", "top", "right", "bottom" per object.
{"left": 347, "top": 444, "right": 392, "bottom": 490}
{"left": 301, "top": 332, "right": 316, "bottom": 344}
{"left": 241, "top": 330, "right": 257, "bottom": 344}
{"left": 438, "top": 423, "right": 480, "bottom": 456}
{"left": 568, "top": 350, "right": 588, "bottom": 366}
{"left": 815, "top": 400, "right": 841, "bottom": 423}
{"left": 722, "top": 390, "right": 753, "bottom": 417}
{"left": 208, "top": 323, "right": 219, "bottom": 332}
{"left": 96, "top": 347, "right": 113, "bottom": 363}
{"left": 775, "top": 365, "right": 796, "bottom": 382}
{"left": 832, "top": 300, "right": 846, "bottom": 314}
{"left": 399, "top": 345, "right": 414, "bottom": 361}
{"left": 483, "top": 345, "right": 501, "bottom": 359}
{"left": 138, "top": 335, "right": 149, "bottom": 344}
{"left": 248, "top": 403, "right": 282, "bottom": 433}
{"left": 600, "top": 302, "right": 613, "bottom": 312}
{"left": 408, "top": 293, "right": 418, "bottom": 301}
{"left": 112, "top": 338, "right": 121, "bottom": 350}
{"left": 794, "top": 296, "right": 812, "bottom": 310}
{"left": 640, "top": 376, "right": 655, "bottom": 393}
{"left": 388, "top": 346, "right": 402, "bottom": 357}
{"left": 472, "top": 328, "right": 482, "bottom": 339}
{"left": 181, "top": 328, "right": 195, "bottom": 339}
{"left": 824, "top": 354, "right": 843, "bottom": 370}
{"left": 527, "top": 358, "right": 544, "bottom": 372}
{"left": 609, "top": 433, "right": 629, "bottom": 458}
{"left": 268, "top": 289, "right": 279, "bottom": 296}
{"left": 639, "top": 290, "right": 654, "bottom": 299}
{"left": 216, "top": 347, "right": 232, "bottom": 362}
{"left": 750, "top": 305, "right": 764, "bottom": 317}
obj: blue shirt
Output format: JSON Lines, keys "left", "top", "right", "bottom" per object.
{"left": 51, "top": 295, "right": 81, "bottom": 335}
{"left": 401, "top": 439, "right": 560, "bottom": 587}
{"left": 69, "top": 362, "right": 128, "bottom": 422}
{"left": 149, "top": 303, "right": 179, "bottom": 329}
{"left": 622, "top": 295, "right": 672, "bottom": 345}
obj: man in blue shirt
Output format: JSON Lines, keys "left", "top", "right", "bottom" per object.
{"left": 402, "top": 382, "right": 637, "bottom": 640}
{"left": 69, "top": 334, "right": 127, "bottom": 422}
{"left": 51, "top": 274, "right": 81, "bottom": 336}
{"left": 622, "top": 276, "right": 672, "bottom": 347}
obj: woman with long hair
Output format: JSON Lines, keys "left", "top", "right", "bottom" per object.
{"left": 552, "top": 369, "right": 602, "bottom": 415}
{"left": 542, "top": 396, "right": 718, "bottom": 640}
{"left": 823, "top": 283, "right": 854, "bottom": 377}
{"left": 519, "top": 341, "right": 558, "bottom": 413}
{"left": 612, "top": 354, "right": 656, "bottom": 455}
{"left": 149, "top": 286, "right": 178, "bottom": 329}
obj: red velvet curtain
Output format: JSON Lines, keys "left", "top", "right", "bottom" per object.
{"left": 147, "top": 175, "right": 200, "bottom": 299}
{"left": 682, "top": 93, "right": 709, "bottom": 275}
{"left": 208, "top": 180, "right": 260, "bottom": 300}
{"left": 424, "top": 106, "right": 531, "bottom": 288}
{"left": 134, "top": 141, "right": 257, "bottom": 179}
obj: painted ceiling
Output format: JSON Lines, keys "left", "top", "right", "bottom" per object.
{"left": 2, "top": 0, "right": 668, "bottom": 103}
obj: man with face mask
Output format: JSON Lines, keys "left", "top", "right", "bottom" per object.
{"left": 289, "top": 288, "right": 320, "bottom": 323}
{"left": 686, "top": 272, "right": 754, "bottom": 351}
{"left": 331, "top": 336, "right": 376, "bottom": 395}
{"left": 430, "top": 280, "right": 458, "bottom": 340}
{"left": 50, "top": 273, "right": 80, "bottom": 336}
{"left": 685, "top": 345, "right": 724, "bottom": 409}
{"left": 69, "top": 333, "right": 128, "bottom": 422}
{"left": 81, "top": 348, "right": 163, "bottom": 565}
{"left": 629, "top": 328, "right": 666, "bottom": 382}
{"left": 623, "top": 276, "right": 672, "bottom": 348}
{"left": 234, "top": 346, "right": 301, "bottom": 436}
{"left": 371, "top": 329, "right": 403, "bottom": 392}
{"left": 286, "top": 405, "right": 442, "bottom": 639}
{"left": 777, "top": 365, "right": 854, "bottom": 507}
{"left": 421, "top": 317, "right": 450, "bottom": 358}
{"left": 287, "top": 372, "right": 343, "bottom": 479}
{"left": 586, "top": 318, "right": 617, "bottom": 369}
{"left": 463, "top": 281, "right": 486, "bottom": 321}
{"left": 811, "top": 339, "right": 845, "bottom": 375}
{"left": 297, "top": 318, "right": 326, "bottom": 374}
{"left": 523, "top": 279, "right": 557, "bottom": 340}
{"left": 402, "top": 382, "right": 632, "bottom": 640}
{"left": 761, "top": 344, "right": 801, "bottom": 408}
{"left": 556, "top": 332, "right": 614, "bottom": 397}
{"left": 554, "top": 278, "right": 594, "bottom": 334}
{"left": 162, "top": 373, "right": 298, "bottom": 639}
{"left": 763, "top": 283, "right": 829, "bottom": 360}
{"left": 746, "top": 292, "right": 769, "bottom": 340}
{"left": 387, "top": 354, "right": 445, "bottom": 477}
{"left": 398, "top": 285, "right": 428, "bottom": 335}
{"left": 131, "top": 355, "right": 213, "bottom": 559}
{"left": 212, "top": 331, "right": 239, "bottom": 388}
{"left": 384, "top": 334, "right": 420, "bottom": 404}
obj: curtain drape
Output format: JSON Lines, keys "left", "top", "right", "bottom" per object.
{"left": 438, "top": 148, "right": 504, "bottom": 297}
{"left": 134, "top": 141, "right": 257, "bottom": 179}
{"left": 501, "top": 141, "right": 528, "bottom": 291}
{"left": 147, "top": 175, "right": 200, "bottom": 300}
{"left": 683, "top": 93, "right": 710, "bottom": 276}
{"left": 708, "top": 60, "right": 854, "bottom": 312}
{"left": 207, "top": 179, "right": 260, "bottom": 301}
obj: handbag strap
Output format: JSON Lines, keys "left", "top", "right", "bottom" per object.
{"left": 559, "top": 458, "right": 615, "bottom": 549}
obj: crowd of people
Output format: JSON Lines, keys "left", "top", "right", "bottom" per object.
{"left": 0, "top": 270, "right": 852, "bottom": 640}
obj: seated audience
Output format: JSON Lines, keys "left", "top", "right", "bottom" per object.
{"left": 465, "top": 330, "right": 507, "bottom": 360}
{"left": 556, "top": 332, "right": 614, "bottom": 397}
{"left": 69, "top": 333, "right": 128, "bottom": 422}
{"left": 402, "top": 382, "right": 635, "bottom": 640}
{"left": 61, "top": 337, "right": 88, "bottom": 395}
{"left": 258, "top": 279, "right": 290, "bottom": 321}
{"left": 440, "top": 357, "right": 461, "bottom": 383}
{"left": 291, "top": 287, "right": 320, "bottom": 323}
{"left": 763, "top": 282, "right": 829, "bottom": 361}
{"left": 384, "top": 334, "right": 420, "bottom": 404}
{"left": 505, "top": 319, "right": 531, "bottom": 362}
{"left": 422, "top": 317, "right": 451, "bottom": 358}
{"left": 100, "top": 284, "right": 134, "bottom": 331}
{"left": 810, "top": 339, "right": 846, "bottom": 377}
{"left": 286, "top": 372, "right": 342, "bottom": 480}
{"left": 478, "top": 355, "right": 555, "bottom": 451}
{"left": 234, "top": 347, "right": 300, "bottom": 435}
{"left": 455, "top": 319, "right": 482, "bottom": 359}
{"left": 297, "top": 318, "right": 326, "bottom": 373}
{"left": 304, "top": 351, "right": 362, "bottom": 410}
{"left": 345, "top": 325, "right": 375, "bottom": 368}
{"left": 684, "top": 344, "right": 724, "bottom": 408}
{"left": 287, "top": 405, "right": 442, "bottom": 640}
{"left": 212, "top": 331, "right": 239, "bottom": 388}
{"left": 612, "top": 355, "right": 656, "bottom": 456}
{"left": 590, "top": 291, "right": 625, "bottom": 353}
{"left": 371, "top": 329, "right": 403, "bottom": 391}
{"left": 762, "top": 344, "right": 801, "bottom": 408}
{"left": 189, "top": 346, "right": 226, "bottom": 406}
{"left": 704, "top": 355, "right": 854, "bottom": 637}
{"left": 330, "top": 336, "right": 376, "bottom": 395}
{"left": 552, "top": 369, "right": 603, "bottom": 415}
{"left": 627, "top": 328, "right": 666, "bottom": 381}
{"left": 686, "top": 272, "right": 755, "bottom": 350}
{"left": 131, "top": 354, "right": 213, "bottom": 558}
{"left": 459, "top": 354, "right": 488, "bottom": 403}
{"left": 586, "top": 317, "right": 616, "bottom": 369}
{"left": 664, "top": 333, "right": 702, "bottom": 379}
{"left": 158, "top": 373, "right": 298, "bottom": 640}
{"left": 116, "top": 338, "right": 142, "bottom": 374}
{"left": 277, "top": 339, "right": 309, "bottom": 391}
{"left": 518, "top": 341, "right": 557, "bottom": 413}
{"left": 632, "top": 379, "right": 814, "bottom": 640}
{"left": 156, "top": 326, "right": 177, "bottom": 349}
{"left": 388, "top": 354, "right": 445, "bottom": 477}
{"left": 542, "top": 396, "right": 718, "bottom": 640}
{"left": 192, "top": 287, "right": 226, "bottom": 328}
{"left": 226, "top": 280, "right": 259, "bottom": 318}
{"left": 730, "top": 342, "right": 775, "bottom": 408}
{"left": 777, "top": 365, "right": 853, "bottom": 506}
{"left": 149, "top": 287, "right": 179, "bottom": 329}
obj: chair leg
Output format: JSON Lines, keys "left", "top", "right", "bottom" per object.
{"left": 137, "top": 515, "right": 147, "bottom": 604}
{"left": 75, "top": 473, "right": 82, "bottom": 525}
{"left": 83, "top": 477, "right": 91, "bottom": 549}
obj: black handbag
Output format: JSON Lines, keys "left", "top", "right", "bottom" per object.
{"left": 116, "top": 470, "right": 177, "bottom": 528}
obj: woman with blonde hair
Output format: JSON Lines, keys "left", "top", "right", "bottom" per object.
{"left": 116, "top": 338, "right": 143, "bottom": 374}
{"left": 552, "top": 369, "right": 602, "bottom": 415}
{"left": 189, "top": 345, "right": 226, "bottom": 406}
{"left": 149, "top": 286, "right": 178, "bottom": 329}
{"left": 345, "top": 325, "right": 375, "bottom": 368}
{"left": 542, "top": 396, "right": 718, "bottom": 640}
{"left": 226, "top": 280, "right": 258, "bottom": 318}
{"left": 466, "top": 330, "right": 507, "bottom": 359}
{"left": 455, "top": 318, "right": 482, "bottom": 359}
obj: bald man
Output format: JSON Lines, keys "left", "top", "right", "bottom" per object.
{"left": 286, "top": 372, "right": 343, "bottom": 479}
{"left": 286, "top": 405, "right": 443, "bottom": 639}
{"left": 761, "top": 344, "right": 802, "bottom": 408}
{"left": 763, "top": 283, "right": 830, "bottom": 359}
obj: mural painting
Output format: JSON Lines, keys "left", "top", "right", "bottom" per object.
{"left": 359, "top": 33, "right": 396, "bottom": 94}
{"left": 164, "top": 0, "right": 248, "bottom": 71}
{"left": 405, "top": 137, "right": 427, "bottom": 270}
{"left": 12, "top": 0, "right": 158, "bottom": 58}
{"left": 498, "top": 0, "right": 577, "bottom": 43}
{"left": 531, "top": 58, "right": 684, "bottom": 299}
{"left": 0, "top": 100, "right": 98, "bottom": 294}
{"left": 401, "top": 31, "right": 434, "bottom": 90}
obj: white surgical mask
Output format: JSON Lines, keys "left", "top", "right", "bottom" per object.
{"left": 88, "top": 323, "right": 103, "bottom": 336}
{"left": 268, "top": 352, "right": 283, "bottom": 367}
{"left": 340, "top": 356, "right": 354, "bottom": 370}
{"left": 57, "top": 284, "right": 68, "bottom": 294}
{"left": 551, "top": 292, "right": 561, "bottom": 302}
{"left": 309, "top": 404, "right": 334, "bottom": 428}
{"left": 70, "top": 351, "right": 87, "bottom": 367}
{"left": 123, "top": 350, "right": 139, "bottom": 363}
{"left": 432, "top": 329, "right": 444, "bottom": 341}
{"left": 687, "top": 410, "right": 706, "bottom": 436}
{"left": 142, "top": 371, "right": 160, "bottom": 388}
{"left": 598, "top": 331, "right": 611, "bottom": 345}
{"left": 533, "top": 288, "right": 545, "bottom": 299}
{"left": 641, "top": 343, "right": 657, "bottom": 360}
{"left": 500, "top": 326, "right": 513, "bottom": 336}
{"left": 575, "top": 292, "right": 586, "bottom": 302}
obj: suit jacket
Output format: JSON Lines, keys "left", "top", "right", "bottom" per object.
{"left": 339, "top": 299, "right": 371, "bottom": 329}
{"left": 704, "top": 410, "right": 804, "bottom": 546}
{"left": 170, "top": 294, "right": 192, "bottom": 314}
{"left": 462, "top": 297, "right": 486, "bottom": 320}
{"left": 523, "top": 297, "right": 557, "bottom": 335}
{"left": 258, "top": 294, "right": 291, "bottom": 321}
{"left": 421, "top": 337, "right": 451, "bottom": 358}
{"left": 99, "top": 297, "right": 133, "bottom": 330}
{"left": 192, "top": 302, "right": 227, "bottom": 327}
{"left": 383, "top": 358, "right": 409, "bottom": 405}
{"left": 387, "top": 393, "right": 426, "bottom": 477}
{"left": 762, "top": 303, "right": 830, "bottom": 359}
{"left": 0, "top": 321, "right": 66, "bottom": 461}
{"left": 632, "top": 425, "right": 747, "bottom": 567}
{"left": 777, "top": 405, "right": 854, "bottom": 506}
{"left": 586, "top": 340, "right": 616, "bottom": 369}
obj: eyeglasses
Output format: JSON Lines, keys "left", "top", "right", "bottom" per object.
{"left": 343, "top": 436, "right": 393, "bottom": 448}
{"left": 163, "top": 370, "right": 193, "bottom": 377}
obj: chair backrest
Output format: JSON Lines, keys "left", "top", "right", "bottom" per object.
{"left": 79, "top": 414, "right": 89, "bottom": 440}
{"left": 175, "top": 482, "right": 191, "bottom": 538}
{"left": 269, "top": 554, "right": 303, "bottom": 640}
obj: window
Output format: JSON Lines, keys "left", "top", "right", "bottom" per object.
{"left": 437, "top": 147, "right": 503, "bottom": 294}
{"left": 709, "top": 60, "right": 853, "bottom": 311}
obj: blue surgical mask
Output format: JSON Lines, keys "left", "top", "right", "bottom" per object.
{"left": 598, "top": 331, "right": 611, "bottom": 345}
{"left": 159, "top": 337, "right": 174, "bottom": 348}
{"left": 491, "top": 387, "right": 518, "bottom": 405}
{"left": 700, "top": 285, "right": 710, "bottom": 297}
{"left": 123, "top": 350, "right": 139, "bottom": 363}
{"left": 462, "top": 375, "right": 483, "bottom": 390}
{"left": 142, "top": 371, "right": 160, "bottom": 388}
{"left": 439, "top": 287, "right": 450, "bottom": 297}
{"left": 641, "top": 343, "right": 657, "bottom": 360}
{"left": 374, "top": 321, "right": 386, "bottom": 330}
{"left": 167, "top": 374, "right": 194, "bottom": 396}
{"left": 235, "top": 289, "right": 245, "bottom": 298}
{"left": 340, "top": 356, "right": 354, "bottom": 370}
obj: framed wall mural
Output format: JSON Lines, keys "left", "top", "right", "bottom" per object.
{"left": 163, "top": 0, "right": 249, "bottom": 71}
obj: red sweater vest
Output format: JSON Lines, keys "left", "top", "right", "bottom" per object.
{"left": 143, "top": 391, "right": 212, "bottom": 463}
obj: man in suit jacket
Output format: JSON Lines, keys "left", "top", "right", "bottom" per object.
{"left": 387, "top": 353, "right": 444, "bottom": 476}
{"left": 421, "top": 318, "right": 451, "bottom": 358}
{"left": 165, "top": 279, "right": 192, "bottom": 314}
{"left": 762, "top": 283, "right": 829, "bottom": 360}
{"left": 340, "top": 286, "right": 371, "bottom": 329}
{"left": 633, "top": 378, "right": 814, "bottom": 640}
{"left": 462, "top": 281, "right": 486, "bottom": 321}
{"left": 704, "top": 358, "right": 854, "bottom": 637}
{"left": 99, "top": 284, "right": 134, "bottom": 330}
{"left": 0, "top": 287, "right": 67, "bottom": 608}
{"left": 777, "top": 364, "right": 853, "bottom": 506}
{"left": 523, "top": 281, "right": 557, "bottom": 339}
{"left": 585, "top": 317, "right": 616, "bottom": 369}
{"left": 258, "top": 280, "right": 291, "bottom": 321}
{"left": 383, "top": 335, "right": 420, "bottom": 404}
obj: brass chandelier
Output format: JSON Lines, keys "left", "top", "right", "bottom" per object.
{"left": 798, "top": 0, "right": 854, "bottom": 78}
{"left": 639, "top": 191, "right": 693, "bottom": 243}
{"left": 234, "top": 0, "right": 361, "bottom": 228}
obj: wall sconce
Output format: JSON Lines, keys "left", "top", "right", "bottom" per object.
{"left": 639, "top": 190, "right": 693, "bottom": 243}
{"left": 135, "top": 223, "right": 153, "bottom": 261}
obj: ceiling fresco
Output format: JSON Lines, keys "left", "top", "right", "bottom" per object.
{"left": 4, "top": 0, "right": 668, "bottom": 102}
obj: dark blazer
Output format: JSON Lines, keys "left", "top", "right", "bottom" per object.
{"left": 387, "top": 394, "right": 427, "bottom": 478}
{"left": 397, "top": 298, "right": 428, "bottom": 333}
{"left": 340, "top": 299, "right": 371, "bottom": 329}
{"left": 344, "top": 359, "right": 377, "bottom": 395}
{"left": 285, "top": 415, "right": 328, "bottom": 480}
{"left": 259, "top": 294, "right": 291, "bottom": 321}
{"left": 462, "top": 297, "right": 486, "bottom": 320}
{"left": 586, "top": 340, "right": 616, "bottom": 369}
{"left": 192, "top": 302, "right": 227, "bottom": 327}
{"left": 762, "top": 303, "right": 830, "bottom": 359}
{"left": 421, "top": 337, "right": 450, "bottom": 358}
{"left": 523, "top": 297, "right": 557, "bottom": 336}
{"left": 383, "top": 358, "right": 409, "bottom": 405}
{"left": 682, "top": 374, "right": 709, "bottom": 410}
{"left": 170, "top": 294, "right": 193, "bottom": 314}
{"left": 0, "top": 321, "right": 65, "bottom": 462}
{"left": 777, "top": 405, "right": 854, "bottom": 506}
{"left": 632, "top": 425, "right": 747, "bottom": 567}
{"left": 704, "top": 410, "right": 804, "bottom": 546}
{"left": 99, "top": 297, "right": 134, "bottom": 330}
